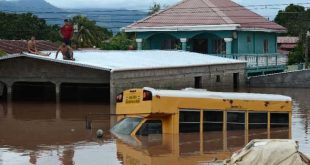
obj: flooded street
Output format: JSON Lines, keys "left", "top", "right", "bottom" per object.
{"left": 0, "top": 87, "right": 309, "bottom": 165}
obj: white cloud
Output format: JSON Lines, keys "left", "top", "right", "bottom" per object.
{"left": 45, "top": 0, "right": 310, "bottom": 18}
{"left": 45, "top": 0, "right": 180, "bottom": 10}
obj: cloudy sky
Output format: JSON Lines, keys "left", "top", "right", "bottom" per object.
{"left": 45, "top": 0, "right": 310, "bottom": 18}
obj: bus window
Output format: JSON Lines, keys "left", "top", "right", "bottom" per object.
{"left": 136, "top": 120, "right": 162, "bottom": 136}
{"left": 271, "top": 113, "right": 289, "bottom": 127}
{"left": 249, "top": 112, "right": 268, "bottom": 140}
{"left": 203, "top": 111, "right": 223, "bottom": 131}
{"left": 111, "top": 117, "right": 142, "bottom": 135}
{"left": 270, "top": 113, "right": 289, "bottom": 139}
{"left": 179, "top": 110, "right": 200, "bottom": 133}
{"left": 227, "top": 112, "right": 245, "bottom": 130}
{"left": 227, "top": 112, "right": 245, "bottom": 148}
{"left": 249, "top": 112, "right": 267, "bottom": 129}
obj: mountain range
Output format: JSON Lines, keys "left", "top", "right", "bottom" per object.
{"left": 0, "top": 0, "right": 146, "bottom": 33}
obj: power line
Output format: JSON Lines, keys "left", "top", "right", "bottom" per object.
{"left": 1, "top": 2, "right": 310, "bottom": 14}
{"left": 1, "top": 2, "right": 309, "bottom": 31}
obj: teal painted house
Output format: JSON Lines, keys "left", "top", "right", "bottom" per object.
{"left": 124, "top": 0, "right": 287, "bottom": 75}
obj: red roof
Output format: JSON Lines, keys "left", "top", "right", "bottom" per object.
{"left": 125, "top": 0, "right": 286, "bottom": 32}
{"left": 279, "top": 43, "right": 297, "bottom": 49}
{"left": 0, "top": 40, "right": 58, "bottom": 54}
{"left": 277, "top": 37, "right": 299, "bottom": 44}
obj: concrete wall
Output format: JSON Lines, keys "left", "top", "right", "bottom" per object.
{"left": 0, "top": 56, "right": 110, "bottom": 100}
{"left": 0, "top": 57, "right": 110, "bottom": 86}
{"left": 110, "top": 63, "right": 247, "bottom": 102}
{"left": 0, "top": 56, "right": 246, "bottom": 114}
{"left": 249, "top": 69, "right": 310, "bottom": 88}
{"left": 137, "top": 31, "right": 278, "bottom": 54}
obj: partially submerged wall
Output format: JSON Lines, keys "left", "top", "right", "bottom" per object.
{"left": 110, "top": 63, "right": 247, "bottom": 101}
{"left": 249, "top": 69, "right": 310, "bottom": 88}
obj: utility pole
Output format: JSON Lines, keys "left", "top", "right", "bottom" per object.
{"left": 306, "top": 29, "right": 310, "bottom": 69}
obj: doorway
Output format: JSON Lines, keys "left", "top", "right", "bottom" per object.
{"left": 233, "top": 73, "right": 239, "bottom": 89}
{"left": 195, "top": 76, "right": 202, "bottom": 88}
{"left": 193, "top": 39, "right": 208, "bottom": 54}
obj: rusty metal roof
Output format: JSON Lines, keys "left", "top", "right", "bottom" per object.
{"left": 125, "top": 0, "right": 286, "bottom": 32}
{"left": 277, "top": 37, "right": 299, "bottom": 44}
{"left": 0, "top": 40, "right": 58, "bottom": 54}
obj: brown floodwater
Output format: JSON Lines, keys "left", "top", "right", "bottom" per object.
{"left": 0, "top": 88, "right": 309, "bottom": 165}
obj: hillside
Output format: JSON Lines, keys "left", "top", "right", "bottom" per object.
{"left": 0, "top": 0, "right": 146, "bottom": 33}
{"left": 0, "top": 0, "right": 62, "bottom": 12}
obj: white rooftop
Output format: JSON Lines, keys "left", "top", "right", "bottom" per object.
{"left": 146, "top": 87, "right": 292, "bottom": 102}
{"left": 18, "top": 50, "right": 244, "bottom": 71}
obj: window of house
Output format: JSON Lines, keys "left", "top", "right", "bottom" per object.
{"left": 195, "top": 76, "right": 202, "bottom": 88}
{"left": 179, "top": 110, "right": 200, "bottom": 133}
{"left": 136, "top": 120, "right": 162, "bottom": 136}
{"left": 203, "top": 111, "right": 223, "bottom": 132}
{"left": 247, "top": 36, "right": 251, "bottom": 43}
{"left": 212, "top": 39, "right": 226, "bottom": 54}
{"left": 216, "top": 75, "right": 221, "bottom": 83}
{"left": 263, "top": 39, "right": 269, "bottom": 53}
{"left": 161, "top": 39, "right": 180, "bottom": 50}
{"left": 227, "top": 112, "right": 245, "bottom": 130}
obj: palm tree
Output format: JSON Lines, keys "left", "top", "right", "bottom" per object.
{"left": 70, "top": 16, "right": 112, "bottom": 48}
{"left": 148, "top": 3, "right": 161, "bottom": 15}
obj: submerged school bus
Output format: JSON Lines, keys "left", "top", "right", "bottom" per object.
{"left": 111, "top": 87, "right": 292, "bottom": 138}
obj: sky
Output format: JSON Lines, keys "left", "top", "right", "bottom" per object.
{"left": 44, "top": 0, "right": 310, "bottom": 18}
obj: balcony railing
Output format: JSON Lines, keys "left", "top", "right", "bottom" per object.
{"left": 212, "top": 53, "right": 288, "bottom": 69}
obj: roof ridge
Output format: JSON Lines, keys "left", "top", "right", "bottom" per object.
{"left": 125, "top": 0, "right": 189, "bottom": 28}
{"left": 201, "top": 0, "right": 234, "bottom": 24}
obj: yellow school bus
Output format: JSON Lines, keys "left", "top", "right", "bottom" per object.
{"left": 111, "top": 87, "right": 292, "bottom": 140}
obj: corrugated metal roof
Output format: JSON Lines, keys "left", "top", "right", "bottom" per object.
{"left": 279, "top": 44, "right": 297, "bottom": 49}
{"left": 277, "top": 37, "right": 299, "bottom": 44}
{"left": 0, "top": 50, "right": 245, "bottom": 72}
{"left": 0, "top": 40, "right": 58, "bottom": 54}
{"left": 125, "top": 0, "right": 286, "bottom": 32}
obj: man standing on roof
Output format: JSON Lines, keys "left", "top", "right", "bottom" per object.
{"left": 27, "top": 36, "right": 51, "bottom": 56}
{"left": 55, "top": 43, "right": 75, "bottom": 61}
{"left": 59, "top": 19, "right": 73, "bottom": 46}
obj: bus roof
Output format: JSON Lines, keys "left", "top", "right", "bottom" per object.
{"left": 145, "top": 87, "right": 292, "bottom": 102}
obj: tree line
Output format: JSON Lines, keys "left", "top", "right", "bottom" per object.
{"left": 0, "top": 3, "right": 309, "bottom": 59}
{"left": 0, "top": 12, "right": 136, "bottom": 50}
{"left": 274, "top": 4, "right": 310, "bottom": 65}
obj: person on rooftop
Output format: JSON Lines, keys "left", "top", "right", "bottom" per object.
{"left": 27, "top": 36, "right": 51, "bottom": 56}
{"left": 55, "top": 43, "right": 75, "bottom": 61}
{"left": 59, "top": 19, "right": 74, "bottom": 46}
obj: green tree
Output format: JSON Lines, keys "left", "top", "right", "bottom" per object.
{"left": 101, "top": 32, "right": 136, "bottom": 50}
{"left": 0, "top": 12, "right": 60, "bottom": 41}
{"left": 0, "top": 50, "right": 6, "bottom": 57}
{"left": 275, "top": 4, "right": 310, "bottom": 36}
{"left": 70, "top": 15, "right": 112, "bottom": 48}
{"left": 148, "top": 3, "right": 161, "bottom": 15}
{"left": 275, "top": 4, "right": 310, "bottom": 65}
{"left": 288, "top": 41, "right": 305, "bottom": 65}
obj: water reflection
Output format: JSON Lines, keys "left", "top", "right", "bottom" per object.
{"left": 0, "top": 87, "right": 309, "bottom": 164}
{"left": 237, "top": 88, "right": 310, "bottom": 154}
{"left": 115, "top": 128, "right": 289, "bottom": 165}
{"left": 0, "top": 101, "right": 115, "bottom": 165}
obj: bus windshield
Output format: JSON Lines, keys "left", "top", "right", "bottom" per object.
{"left": 111, "top": 117, "right": 143, "bottom": 135}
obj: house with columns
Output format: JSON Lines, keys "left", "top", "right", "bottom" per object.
{"left": 123, "top": 0, "right": 288, "bottom": 76}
